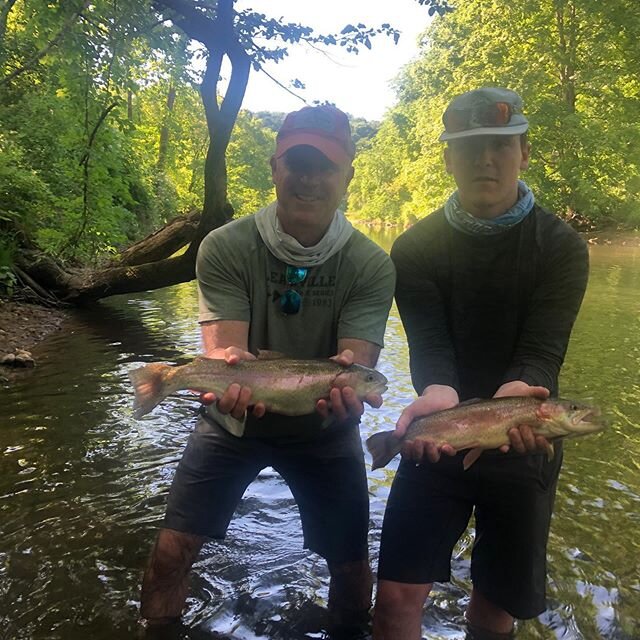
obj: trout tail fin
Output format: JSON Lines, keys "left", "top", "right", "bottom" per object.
{"left": 366, "top": 430, "right": 402, "bottom": 470}
{"left": 129, "top": 363, "right": 172, "bottom": 419}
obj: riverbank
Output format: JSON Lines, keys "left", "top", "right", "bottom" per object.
{"left": 0, "top": 300, "right": 68, "bottom": 359}
{"left": 581, "top": 229, "right": 640, "bottom": 246}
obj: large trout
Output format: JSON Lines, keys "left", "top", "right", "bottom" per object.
{"left": 129, "top": 356, "right": 388, "bottom": 419}
{"left": 366, "top": 396, "right": 604, "bottom": 470}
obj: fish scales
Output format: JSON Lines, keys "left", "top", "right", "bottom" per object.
{"left": 129, "top": 356, "right": 388, "bottom": 419}
{"left": 367, "top": 396, "right": 604, "bottom": 471}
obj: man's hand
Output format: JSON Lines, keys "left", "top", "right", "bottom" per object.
{"left": 199, "top": 346, "right": 266, "bottom": 419}
{"left": 494, "top": 380, "right": 551, "bottom": 454}
{"left": 397, "top": 384, "right": 459, "bottom": 464}
{"left": 316, "top": 349, "right": 382, "bottom": 423}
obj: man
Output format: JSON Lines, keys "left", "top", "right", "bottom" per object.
{"left": 372, "top": 88, "right": 589, "bottom": 639}
{"left": 140, "top": 104, "right": 395, "bottom": 638}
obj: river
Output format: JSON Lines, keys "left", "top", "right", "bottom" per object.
{"left": 0, "top": 232, "right": 639, "bottom": 639}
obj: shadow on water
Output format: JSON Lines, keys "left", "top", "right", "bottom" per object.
{"left": 0, "top": 240, "right": 639, "bottom": 639}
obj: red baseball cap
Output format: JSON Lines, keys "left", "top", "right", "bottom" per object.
{"left": 275, "top": 105, "right": 356, "bottom": 165}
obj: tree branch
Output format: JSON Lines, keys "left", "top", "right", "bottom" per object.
{"left": 256, "top": 63, "right": 307, "bottom": 104}
{"left": 155, "top": 0, "right": 225, "bottom": 48}
{"left": 0, "top": 1, "right": 90, "bottom": 86}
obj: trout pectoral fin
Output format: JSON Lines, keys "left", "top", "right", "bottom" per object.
{"left": 535, "top": 404, "right": 553, "bottom": 420}
{"left": 545, "top": 441, "right": 555, "bottom": 461}
{"left": 320, "top": 415, "right": 335, "bottom": 429}
{"left": 462, "top": 447, "right": 483, "bottom": 470}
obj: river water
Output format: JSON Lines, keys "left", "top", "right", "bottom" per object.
{"left": 1, "top": 233, "right": 639, "bottom": 639}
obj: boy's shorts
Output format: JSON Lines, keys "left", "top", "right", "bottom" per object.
{"left": 164, "top": 414, "right": 369, "bottom": 564}
{"left": 377, "top": 448, "right": 563, "bottom": 619}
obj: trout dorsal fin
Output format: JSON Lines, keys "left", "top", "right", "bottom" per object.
{"left": 257, "top": 349, "right": 287, "bottom": 360}
{"left": 456, "top": 397, "right": 484, "bottom": 408}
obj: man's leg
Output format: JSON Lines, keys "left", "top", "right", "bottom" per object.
{"left": 272, "top": 424, "right": 373, "bottom": 634}
{"left": 140, "top": 528, "right": 206, "bottom": 624}
{"left": 327, "top": 558, "right": 373, "bottom": 629}
{"left": 372, "top": 579, "right": 432, "bottom": 640}
{"left": 141, "top": 417, "right": 263, "bottom": 624}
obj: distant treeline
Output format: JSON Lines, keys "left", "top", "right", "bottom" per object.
{"left": 349, "top": 0, "right": 640, "bottom": 229}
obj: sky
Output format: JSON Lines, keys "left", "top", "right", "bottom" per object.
{"left": 229, "top": 1, "right": 435, "bottom": 121}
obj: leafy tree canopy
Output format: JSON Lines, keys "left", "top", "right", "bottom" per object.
{"left": 0, "top": 0, "right": 450, "bottom": 300}
{"left": 350, "top": 0, "right": 640, "bottom": 229}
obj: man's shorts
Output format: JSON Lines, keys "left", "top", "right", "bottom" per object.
{"left": 164, "top": 414, "right": 370, "bottom": 564}
{"left": 377, "top": 447, "right": 563, "bottom": 619}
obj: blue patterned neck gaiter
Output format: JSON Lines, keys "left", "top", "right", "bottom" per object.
{"left": 444, "top": 180, "right": 535, "bottom": 235}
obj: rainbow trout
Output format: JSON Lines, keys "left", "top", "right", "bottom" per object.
{"left": 366, "top": 396, "right": 604, "bottom": 470}
{"left": 129, "top": 356, "right": 388, "bottom": 419}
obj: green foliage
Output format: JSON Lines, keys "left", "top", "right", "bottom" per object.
{"left": 0, "top": 0, "right": 277, "bottom": 264}
{"left": 351, "top": 0, "right": 640, "bottom": 227}
{"left": 0, "top": 134, "right": 54, "bottom": 229}
{"left": 226, "top": 112, "right": 276, "bottom": 217}
{"left": 0, "top": 0, "right": 457, "bottom": 273}
{"left": 254, "top": 111, "right": 286, "bottom": 133}
{"left": 0, "top": 234, "right": 17, "bottom": 296}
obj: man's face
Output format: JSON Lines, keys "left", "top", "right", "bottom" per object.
{"left": 444, "top": 135, "right": 530, "bottom": 219}
{"left": 270, "top": 145, "right": 354, "bottom": 240}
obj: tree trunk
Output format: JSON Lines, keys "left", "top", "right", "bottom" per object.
{"left": 157, "top": 82, "right": 176, "bottom": 171}
{"left": 118, "top": 210, "right": 201, "bottom": 267}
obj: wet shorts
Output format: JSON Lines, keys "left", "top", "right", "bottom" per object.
{"left": 164, "top": 413, "right": 370, "bottom": 564}
{"left": 377, "top": 447, "right": 563, "bottom": 619}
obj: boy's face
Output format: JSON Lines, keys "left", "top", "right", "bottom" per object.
{"left": 444, "top": 135, "right": 530, "bottom": 219}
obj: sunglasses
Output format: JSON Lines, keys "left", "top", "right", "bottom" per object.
{"left": 278, "top": 265, "right": 308, "bottom": 315}
{"left": 443, "top": 102, "right": 515, "bottom": 133}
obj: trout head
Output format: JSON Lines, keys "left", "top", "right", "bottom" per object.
{"left": 333, "top": 364, "right": 388, "bottom": 399}
{"left": 537, "top": 399, "right": 605, "bottom": 437}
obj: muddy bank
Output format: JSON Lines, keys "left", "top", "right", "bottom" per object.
{"left": 0, "top": 300, "right": 68, "bottom": 358}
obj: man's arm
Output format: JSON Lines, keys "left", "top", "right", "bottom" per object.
{"left": 315, "top": 242, "right": 395, "bottom": 424}
{"left": 339, "top": 337, "right": 381, "bottom": 368}
{"left": 201, "top": 320, "right": 250, "bottom": 358}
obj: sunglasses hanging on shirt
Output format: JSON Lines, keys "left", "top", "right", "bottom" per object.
{"left": 277, "top": 265, "right": 308, "bottom": 315}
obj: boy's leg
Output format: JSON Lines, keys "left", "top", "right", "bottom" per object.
{"left": 374, "top": 455, "right": 474, "bottom": 640}
{"left": 373, "top": 580, "right": 432, "bottom": 640}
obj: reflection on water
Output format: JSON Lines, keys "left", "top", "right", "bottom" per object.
{"left": 0, "top": 239, "right": 639, "bottom": 639}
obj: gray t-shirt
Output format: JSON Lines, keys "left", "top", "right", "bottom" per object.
{"left": 195, "top": 213, "right": 395, "bottom": 437}
{"left": 196, "top": 214, "right": 395, "bottom": 357}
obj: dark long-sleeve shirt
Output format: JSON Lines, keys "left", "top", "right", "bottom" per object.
{"left": 391, "top": 204, "right": 589, "bottom": 400}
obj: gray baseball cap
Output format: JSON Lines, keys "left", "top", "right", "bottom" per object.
{"left": 439, "top": 87, "right": 529, "bottom": 142}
